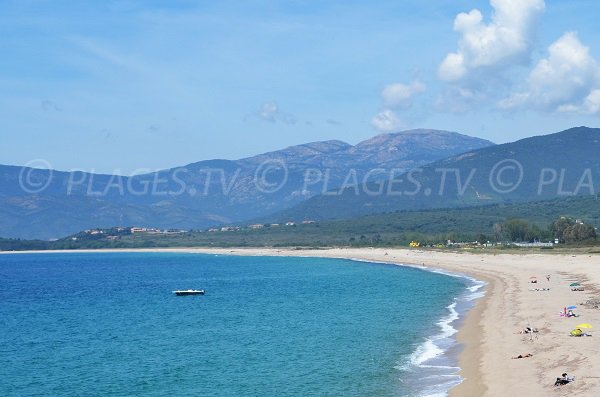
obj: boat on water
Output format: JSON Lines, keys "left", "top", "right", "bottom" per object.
{"left": 173, "top": 289, "right": 205, "bottom": 296}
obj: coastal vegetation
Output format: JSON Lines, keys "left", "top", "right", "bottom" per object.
{"left": 0, "top": 195, "right": 598, "bottom": 251}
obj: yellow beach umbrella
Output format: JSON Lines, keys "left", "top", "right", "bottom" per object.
{"left": 576, "top": 323, "right": 593, "bottom": 329}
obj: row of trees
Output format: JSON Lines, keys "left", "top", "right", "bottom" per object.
{"left": 497, "top": 217, "right": 597, "bottom": 244}
{"left": 551, "top": 217, "right": 597, "bottom": 243}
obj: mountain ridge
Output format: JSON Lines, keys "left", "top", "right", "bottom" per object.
{"left": 0, "top": 129, "right": 493, "bottom": 239}
{"left": 267, "top": 126, "right": 600, "bottom": 222}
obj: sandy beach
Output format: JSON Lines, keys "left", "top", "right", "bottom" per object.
{"left": 4, "top": 247, "right": 600, "bottom": 396}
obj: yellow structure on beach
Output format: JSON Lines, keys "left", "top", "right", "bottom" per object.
{"left": 409, "top": 241, "right": 421, "bottom": 248}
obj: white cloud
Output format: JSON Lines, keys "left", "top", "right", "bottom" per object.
{"left": 371, "top": 79, "right": 425, "bottom": 132}
{"left": 499, "top": 32, "right": 600, "bottom": 114}
{"left": 259, "top": 102, "right": 278, "bottom": 122}
{"left": 434, "top": 86, "right": 483, "bottom": 114}
{"left": 573, "top": 89, "right": 600, "bottom": 114}
{"left": 381, "top": 80, "right": 426, "bottom": 109}
{"left": 438, "top": 0, "right": 545, "bottom": 83}
{"left": 371, "top": 109, "right": 404, "bottom": 132}
{"left": 256, "top": 101, "right": 297, "bottom": 124}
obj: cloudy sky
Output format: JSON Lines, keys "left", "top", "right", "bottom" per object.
{"left": 2, "top": 0, "right": 599, "bottom": 173}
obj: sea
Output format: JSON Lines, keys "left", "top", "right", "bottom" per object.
{"left": 0, "top": 252, "right": 484, "bottom": 397}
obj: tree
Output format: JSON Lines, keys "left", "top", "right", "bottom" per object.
{"left": 525, "top": 224, "right": 546, "bottom": 242}
{"left": 493, "top": 223, "right": 503, "bottom": 242}
{"left": 563, "top": 223, "right": 597, "bottom": 243}
{"left": 503, "top": 219, "right": 531, "bottom": 242}
{"left": 551, "top": 217, "right": 575, "bottom": 241}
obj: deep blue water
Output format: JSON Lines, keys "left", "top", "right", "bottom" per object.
{"left": 0, "top": 253, "right": 469, "bottom": 396}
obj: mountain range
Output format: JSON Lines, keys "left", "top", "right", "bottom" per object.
{"left": 269, "top": 126, "right": 600, "bottom": 223}
{"left": 0, "top": 129, "right": 493, "bottom": 239}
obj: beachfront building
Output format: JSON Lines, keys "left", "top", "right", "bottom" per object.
{"left": 221, "top": 226, "right": 241, "bottom": 232}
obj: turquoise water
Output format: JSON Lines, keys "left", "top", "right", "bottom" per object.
{"left": 0, "top": 253, "right": 472, "bottom": 396}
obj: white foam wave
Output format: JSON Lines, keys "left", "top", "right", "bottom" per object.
{"left": 438, "top": 302, "right": 459, "bottom": 338}
{"left": 397, "top": 274, "right": 486, "bottom": 396}
{"left": 400, "top": 300, "right": 459, "bottom": 373}
{"left": 414, "top": 339, "right": 444, "bottom": 366}
{"left": 341, "top": 257, "right": 486, "bottom": 396}
{"left": 465, "top": 280, "right": 486, "bottom": 301}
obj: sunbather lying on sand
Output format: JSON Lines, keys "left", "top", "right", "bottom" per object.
{"left": 570, "top": 328, "right": 592, "bottom": 337}
{"left": 512, "top": 353, "right": 533, "bottom": 359}
{"left": 554, "top": 373, "right": 575, "bottom": 386}
{"left": 516, "top": 327, "right": 538, "bottom": 334}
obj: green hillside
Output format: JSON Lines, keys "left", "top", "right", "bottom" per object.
{"left": 2, "top": 194, "right": 598, "bottom": 250}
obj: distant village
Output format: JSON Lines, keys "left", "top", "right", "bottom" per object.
{"left": 207, "top": 220, "right": 316, "bottom": 233}
{"left": 72, "top": 221, "right": 318, "bottom": 241}
{"left": 70, "top": 216, "right": 596, "bottom": 249}
{"left": 72, "top": 226, "right": 188, "bottom": 241}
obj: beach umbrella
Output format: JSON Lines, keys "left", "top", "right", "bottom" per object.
{"left": 576, "top": 323, "right": 592, "bottom": 329}
{"left": 570, "top": 283, "right": 581, "bottom": 287}
{"left": 567, "top": 306, "right": 577, "bottom": 310}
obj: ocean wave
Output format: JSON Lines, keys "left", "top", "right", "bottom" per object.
{"left": 398, "top": 274, "right": 485, "bottom": 397}
{"left": 339, "top": 257, "right": 486, "bottom": 396}
{"left": 464, "top": 280, "right": 486, "bottom": 301}
{"left": 438, "top": 302, "right": 459, "bottom": 338}
{"left": 404, "top": 301, "right": 458, "bottom": 370}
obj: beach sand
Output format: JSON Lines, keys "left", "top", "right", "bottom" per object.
{"left": 4, "top": 247, "right": 599, "bottom": 396}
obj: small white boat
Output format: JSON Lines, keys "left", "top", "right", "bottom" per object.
{"left": 173, "top": 289, "right": 205, "bottom": 296}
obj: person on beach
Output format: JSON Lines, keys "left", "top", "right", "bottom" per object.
{"left": 516, "top": 327, "right": 538, "bottom": 334}
{"left": 512, "top": 353, "right": 533, "bottom": 359}
{"left": 570, "top": 328, "right": 583, "bottom": 337}
{"left": 554, "top": 373, "right": 574, "bottom": 386}
{"left": 546, "top": 274, "right": 551, "bottom": 282}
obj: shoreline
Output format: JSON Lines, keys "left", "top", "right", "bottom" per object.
{"left": 344, "top": 256, "right": 487, "bottom": 396}
{"left": 3, "top": 247, "right": 600, "bottom": 395}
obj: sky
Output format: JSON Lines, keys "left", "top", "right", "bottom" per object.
{"left": 2, "top": 0, "right": 600, "bottom": 174}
